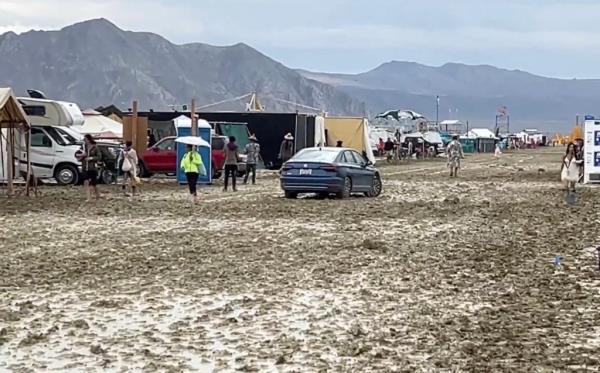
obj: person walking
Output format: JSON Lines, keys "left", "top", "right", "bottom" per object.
{"left": 279, "top": 133, "right": 295, "bottom": 165}
{"left": 561, "top": 142, "right": 582, "bottom": 192}
{"left": 384, "top": 137, "right": 395, "bottom": 163}
{"left": 446, "top": 135, "right": 464, "bottom": 178}
{"left": 223, "top": 136, "right": 240, "bottom": 192}
{"left": 180, "top": 144, "right": 205, "bottom": 204}
{"left": 79, "top": 134, "right": 102, "bottom": 201}
{"left": 244, "top": 134, "right": 260, "bottom": 185}
{"left": 120, "top": 141, "right": 139, "bottom": 196}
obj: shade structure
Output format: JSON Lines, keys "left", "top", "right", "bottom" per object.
{"left": 79, "top": 111, "right": 123, "bottom": 139}
{"left": 0, "top": 88, "right": 31, "bottom": 195}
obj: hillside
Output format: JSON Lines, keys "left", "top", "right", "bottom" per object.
{"left": 0, "top": 18, "right": 365, "bottom": 115}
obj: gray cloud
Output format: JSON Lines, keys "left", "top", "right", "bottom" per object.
{"left": 1, "top": 0, "right": 599, "bottom": 77}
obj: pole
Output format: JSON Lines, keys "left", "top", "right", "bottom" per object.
{"left": 191, "top": 99, "right": 197, "bottom": 136}
{"left": 132, "top": 101, "right": 138, "bottom": 149}
{"left": 26, "top": 128, "right": 31, "bottom": 196}
{"left": 436, "top": 96, "right": 439, "bottom": 127}
{"left": 6, "top": 126, "right": 13, "bottom": 196}
{"left": 576, "top": 114, "right": 579, "bottom": 126}
{"left": 466, "top": 120, "right": 469, "bottom": 133}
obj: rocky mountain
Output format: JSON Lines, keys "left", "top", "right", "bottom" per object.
{"left": 300, "top": 62, "right": 600, "bottom": 131}
{"left": 0, "top": 18, "right": 365, "bottom": 115}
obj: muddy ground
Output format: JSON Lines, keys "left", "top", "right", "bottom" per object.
{"left": 1, "top": 148, "right": 599, "bottom": 372}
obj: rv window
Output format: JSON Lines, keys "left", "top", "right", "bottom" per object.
{"left": 44, "top": 126, "right": 67, "bottom": 146}
{"left": 23, "top": 105, "right": 46, "bottom": 117}
{"left": 31, "top": 128, "right": 52, "bottom": 148}
{"left": 55, "top": 128, "right": 79, "bottom": 145}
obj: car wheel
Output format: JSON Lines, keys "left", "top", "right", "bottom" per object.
{"left": 285, "top": 191, "right": 298, "bottom": 199}
{"left": 366, "top": 174, "right": 382, "bottom": 197}
{"left": 55, "top": 164, "right": 79, "bottom": 185}
{"left": 337, "top": 177, "right": 352, "bottom": 199}
{"left": 101, "top": 169, "right": 117, "bottom": 185}
{"left": 138, "top": 161, "right": 152, "bottom": 178}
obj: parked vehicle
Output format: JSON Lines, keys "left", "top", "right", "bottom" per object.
{"left": 280, "top": 147, "right": 382, "bottom": 199}
{"left": 138, "top": 135, "right": 246, "bottom": 179}
{"left": 14, "top": 96, "right": 119, "bottom": 185}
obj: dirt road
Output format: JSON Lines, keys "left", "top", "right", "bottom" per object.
{"left": 1, "top": 148, "right": 599, "bottom": 372}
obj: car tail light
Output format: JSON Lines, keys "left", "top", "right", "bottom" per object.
{"left": 321, "top": 164, "right": 337, "bottom": 172}
{"left": 282, "top": 164, "right": 292, "bottom": 171}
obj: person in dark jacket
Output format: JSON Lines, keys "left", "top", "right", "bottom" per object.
{"left": 79, "top": 134, "right": 102, "bottom": 201}
{"left": 384, "top": 137, "right": 395, "bottom": 163}
{"left": 279, "top": 133, "right": 295, "bottom": 164}
{"left": 223, "top": 136, "right": 240, "bottom": 192}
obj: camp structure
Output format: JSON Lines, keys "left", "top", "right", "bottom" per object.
{"left": 464, "top": 128, "right": 498, "bottom": 153}
{"left": 77, "top": 109, "right": 123, "bottom": 140}
{"left": 0, "top": 88, "right": 31, "bottom": 195}
{"left": 131, "top": 111, "right": 326, "bottom": 169}
{"left": 324, "top": 117, "right": 376, "bottom": 164}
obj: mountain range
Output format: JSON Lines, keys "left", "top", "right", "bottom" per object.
{"left": 0, "top": 18, "right": 597, "bottom": 132}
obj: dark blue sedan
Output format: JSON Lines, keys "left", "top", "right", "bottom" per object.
{"left": 280, "top": 147, "right": 383, "bottom": 199}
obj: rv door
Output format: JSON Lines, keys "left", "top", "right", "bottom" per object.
{"left": 29, "top": 127, "right": 55, "bottom": 178}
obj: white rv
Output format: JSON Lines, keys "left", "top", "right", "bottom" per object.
{"left": 15, "top": 97, "right": 88, "bottom": 184}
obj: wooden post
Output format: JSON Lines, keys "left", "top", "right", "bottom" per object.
{"left": 190, "top": 99, "right": 197, "bottom": 136}
{"left": 25, "top": 128, "right": 31, "bottom": 196}
{"left": 131, "top": 101, "right": 138, "bottom": 148}
{"left": 6, "top": 126, "right": 13, "bottom": 196}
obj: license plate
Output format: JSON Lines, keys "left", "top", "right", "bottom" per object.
{"left": 299, "top": 169, "right": 312, "bottom": 175}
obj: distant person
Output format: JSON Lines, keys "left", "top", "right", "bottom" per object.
{"left": 180, "top": 144, "right": 205, "bottom": 204}
{"left": 120, "top": 141, "right": 139, "bottom": 196}
{"left": 224, "top": 136, "right": 240, "bottom": 192}
{"left": 494, "top": 143, "right": 502, "bottom": 159}
{"left": 561, "top": 142, "right": 582, "bottom": 192}
{"left": 244, "top": 134, "right": 260, "bottom": 185}
{"left": 336, "top": 140, "right": 343, "bottom": 148}
{"left": 446, "top": 135, "right": 464, "bottom": 178}
{"left": 384, "top": 137, "right": 395, "bottom": 162}
{"left": 147, "top": 130, "right": 157, "bottom": 148}
{"left": 279, "top": 133, "right": 295, "bottom": 165}
{"left": 79, "top": 134, "right": 102, "bottom": 201}
{"left": 407, "top": 141, "right": 414, "bottom": 160}
{"left": 378, "top": 138, "right": 385, "bottom": 156}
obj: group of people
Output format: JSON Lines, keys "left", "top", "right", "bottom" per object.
{"left": 378, "top": 137, "right": 437, "bottom": 162}
{"left": 181, "top": 133, "right": 263, "bottom": 203}
{"left": 77, "top": 134, "right": 141, "bottom": 200}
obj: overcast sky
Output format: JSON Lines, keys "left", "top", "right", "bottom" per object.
{"left": 0, "top": 0, "right": 598, "bottom": 78}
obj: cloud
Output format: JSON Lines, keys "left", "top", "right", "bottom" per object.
{"left": 1, "top": 0, "right": 600, "bottom": 77}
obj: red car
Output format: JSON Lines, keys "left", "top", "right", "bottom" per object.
{"left": 139, "top": 135, "right": 226, "bottom": 179}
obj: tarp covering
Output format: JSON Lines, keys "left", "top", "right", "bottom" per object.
{"left": 0, "top": 88, "right": 30, "bottom": 186}
{"left": 325, "top": 117, "right": 376, "bottom": 164}
{"left": 78, "top": 112, "right": 124, "bottom": 139}
{"left": 314, "top": 116, "right": 326, "bottom": 146}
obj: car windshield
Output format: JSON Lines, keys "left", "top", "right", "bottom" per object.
{"left": 291, "top": 149, "right": 339, "bottom": 163}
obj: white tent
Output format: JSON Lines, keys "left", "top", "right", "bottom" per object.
{"left": 77, "top": 110, "right": 123, "bottom": 139}
{"left": 465, "top": 128, "right": 498, "bottom": 139}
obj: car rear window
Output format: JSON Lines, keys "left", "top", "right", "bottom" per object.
{"left": 291, "top": 149, "right": 339, "bottom": 163}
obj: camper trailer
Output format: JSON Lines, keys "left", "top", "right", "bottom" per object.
{"left": 16, "top": 97, "right": 120, "bottom": 185}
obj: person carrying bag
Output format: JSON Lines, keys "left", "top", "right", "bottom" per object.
{"left": 120, "top": 141, "right": 139, "bottom": 196}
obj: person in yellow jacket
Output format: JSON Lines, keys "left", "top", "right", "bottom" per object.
{"left": 180, "top": 144, "right": 206, "bottom": 204}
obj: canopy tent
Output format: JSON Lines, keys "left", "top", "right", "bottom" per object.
{"left": 0, "top": 88, "right": 31, "bottom": 195}
{"left": 464, "top": 128, "right": 498, "bottom": 139}
{"left": 78, "top": 110, "right": 123, "bottom": 139}
{"left": 324, "top": 117, "right": 376, "bottom": 164}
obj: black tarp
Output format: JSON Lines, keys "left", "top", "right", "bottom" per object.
{"left": 134, "top": 111, "right": 318, "bottom": 169}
